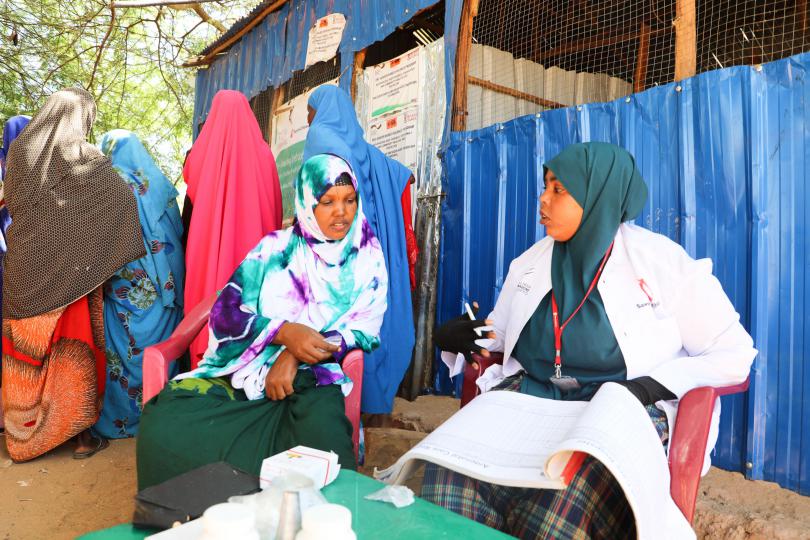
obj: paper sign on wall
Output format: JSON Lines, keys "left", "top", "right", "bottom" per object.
{"left": 305, "top": 14, "right": 346, "bottom": 68}
{"left": 364, "top": 47, "right": 422, "bottom": 173}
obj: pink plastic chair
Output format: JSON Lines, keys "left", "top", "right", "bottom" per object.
{"left": 142, "top": 292, "right": 364, "bottom": 460}
{"left": 460, "top": 352, "right": 749, "bottom": 523}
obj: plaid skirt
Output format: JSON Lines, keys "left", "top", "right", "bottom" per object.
{"left": 421, "top": 375, "right": 669, "bottom": 540}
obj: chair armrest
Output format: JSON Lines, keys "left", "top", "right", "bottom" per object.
{"left": 142, "top": 292, "right": 218, "bottom": 404}
{"left": 669, "top": 377, "right": 750, "bottom": 523}
{"left": 341, "top": 349, "right": 364, "bottom": 460}
{"left": 460, "top": 352, "right": 505, "bottom": 408}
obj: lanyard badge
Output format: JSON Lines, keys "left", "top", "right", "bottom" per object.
{"left": 548, "top": 242, "right": 614, "bottom": 391}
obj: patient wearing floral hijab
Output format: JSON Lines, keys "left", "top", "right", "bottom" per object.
{"left": 137, "top": 154, "right": 388, "bottom": 489}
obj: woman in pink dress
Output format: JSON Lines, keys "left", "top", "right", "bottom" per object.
{"left": 183, "top": 90, "right": 283, "bottom": 367}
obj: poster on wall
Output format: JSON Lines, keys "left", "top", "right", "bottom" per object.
{"left": 305, "top": 14, "right": 346, "bottom": 68}
{"left": 364, "top": 47, "right": 422, "bottom": 175}
{"left": 271, "top": 80, "right": 339, "bottom": 224}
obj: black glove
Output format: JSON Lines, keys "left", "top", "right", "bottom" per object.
{"left": 434, "top": 312, "right": 490, "bottom": 365}
{"left": 613, "top": 376, "right": 676, "bottom": 406}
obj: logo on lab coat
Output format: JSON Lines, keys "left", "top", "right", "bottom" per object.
{"left": 516, "top": 268, "right": 534, "bottom": 294}
{"left": 635, "top": 278, "right": 659, "bottom": 308}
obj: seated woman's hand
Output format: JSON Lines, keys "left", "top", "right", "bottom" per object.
{"left": 433, "top": 302, "right": 496, "bottom": 367}
{"left": 265, "top": 350, "right": 300, "bottom": 400}
{"left": 275, "top": 322, "right": 340, "bottom": 365}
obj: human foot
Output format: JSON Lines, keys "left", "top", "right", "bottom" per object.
{"left": 73, "top": 431, "right": 109, "bottom": 459}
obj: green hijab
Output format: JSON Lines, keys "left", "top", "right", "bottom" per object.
{"left": 514, "top": 142, "right": 648, "bottom": 400}
{"left": 545, "top": 142, "right": 648, "bottom": 317}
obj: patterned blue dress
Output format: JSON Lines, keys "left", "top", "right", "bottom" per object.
{"left": 93, "top": 130, "right": 185, "bottom": 438}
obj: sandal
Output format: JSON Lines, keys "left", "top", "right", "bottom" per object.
{"left": 73, "top": 436, "right": 110, "bottom": 459}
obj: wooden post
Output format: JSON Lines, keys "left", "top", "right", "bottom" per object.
{"left": 673, "top": 0, "right": 696, "bottom": 81}
{"left": 451, "top": 0, "right": 479, "bottom": 131}
{"left": 799, "top": 0, "right": 808, "bottom": 36}
{"left": 350, "top": 49, "right": 367, "bottom": 102}
{"left": 633, "top": 21, "right": 651, "bottom": 93}
{"left": 267, "top": 85, "right": 285, "bottom": 148}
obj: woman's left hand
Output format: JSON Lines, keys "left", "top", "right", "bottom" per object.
{"left": 265, "top": 350, "right": 300, "bottom": 400}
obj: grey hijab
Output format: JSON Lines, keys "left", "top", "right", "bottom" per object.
{"left": 3, "top": 87, "right": 145, "bottom": 318}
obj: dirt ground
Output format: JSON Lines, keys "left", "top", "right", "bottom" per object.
{"left": 2, "top": 396, "right": 810, "bottom": 540}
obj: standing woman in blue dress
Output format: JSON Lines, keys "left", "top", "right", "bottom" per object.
{"left": 94, "top": 129, "right": 185, "bottom": 438}
{"left": 303, "top": 85, "right": 414, "bottom": 414}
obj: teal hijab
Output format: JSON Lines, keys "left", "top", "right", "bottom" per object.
{"left": 513, "top": 142, "right": 648, "bottom": 400}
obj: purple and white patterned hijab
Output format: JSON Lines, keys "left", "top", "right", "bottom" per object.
{"left": 179, "top": 154, "right": 388, "bottom": 399}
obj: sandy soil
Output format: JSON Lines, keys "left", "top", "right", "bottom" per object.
{"left": 0, "top": 433, "right": 137, "bottom": 540}
{"left": 2, "top": 396, "right": 810, "bottom": 540}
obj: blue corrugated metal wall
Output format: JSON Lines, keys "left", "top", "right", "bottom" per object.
{"left": 192, "top": 0, "right": 440, "bottom": 129}
{"left": 438, "top": 52, "right": 810, "bottom": 494}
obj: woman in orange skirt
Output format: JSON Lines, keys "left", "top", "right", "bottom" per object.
{"left": 2, "top": 88, "right": 145, "bottom": 461}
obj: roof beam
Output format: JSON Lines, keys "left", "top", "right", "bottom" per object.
{"left": 112, "top": 0, "right": 222, "bottom": 7}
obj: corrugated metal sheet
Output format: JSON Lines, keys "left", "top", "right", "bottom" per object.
{"left": 439, "top": 51, "right": 810, "bottom": 494}
{"left": 198, "top": 0, "right": 277, "bottom": 57}
{"left": 192, "top": 0, "right": 440, "bottom": 128}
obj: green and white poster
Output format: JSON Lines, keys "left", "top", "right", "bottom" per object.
{"left": 364, "top": 47, "right": 421, "bottom": 174}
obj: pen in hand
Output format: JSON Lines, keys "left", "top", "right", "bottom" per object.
{"left": 465, "top": 302, "right": 482, "bottom": 337}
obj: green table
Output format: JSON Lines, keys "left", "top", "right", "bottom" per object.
{"left": 77, "top": 470, "right": 512, "bottom": 539}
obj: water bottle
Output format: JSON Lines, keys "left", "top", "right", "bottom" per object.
{"left": 275, "top": 490, "right": 302, "bottom": 540}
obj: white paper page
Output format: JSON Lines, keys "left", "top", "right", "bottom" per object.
{"left": 376, "top": 390, "right": 587, "bottom": 489}
{"left": 545, "top": 383, "right": 695, "bottom": 540}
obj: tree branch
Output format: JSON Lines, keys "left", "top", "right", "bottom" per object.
{"left": 189, "top": 3, "right": 226, "bottom": 33}
{"left": 87, "top": 5, "right": 117, "bottom": 91}
{"left": 112, "top": 0, "right": 223, "bottom": 7}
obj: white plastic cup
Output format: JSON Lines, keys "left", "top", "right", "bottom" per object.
{"left": 295, "top": 504, "right": 356, "bottom": 540}
{"left": 201, "top": 502, "right": 259, "bottom": 540}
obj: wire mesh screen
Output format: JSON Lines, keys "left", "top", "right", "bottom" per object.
{"left": 462, "top": 0, "right": 810, "bottom": 131}
{"left": 250, "top": 87, "right": 274, "bottom": 143}
{"left": 464, "top": 0, "right": 675, "bottom": 130}
{"left": 281, "top": 55, "right": 342, "bottom": 102}
{"left": 697, "top": 0, "right": 809, "bottom": 71}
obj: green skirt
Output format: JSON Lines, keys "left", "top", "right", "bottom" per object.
{"left": 136, "top": 370, "right": 356, "bottom": 490}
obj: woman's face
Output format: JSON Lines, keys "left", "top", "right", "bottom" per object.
{"left": 539, "top": 169, "right": 583, "bottom": 242}
{"left": 314, "top": 184, "right": 357, "bottom": 240}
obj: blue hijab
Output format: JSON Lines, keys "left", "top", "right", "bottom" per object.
{"left": 93, "top": 129, "right": 185, "bottom": 438}
{"left": 303, "top": 85, "right": 414, "bottom": 413}
{"left": 1, "top": 115, "right": 30, "bottom": 178}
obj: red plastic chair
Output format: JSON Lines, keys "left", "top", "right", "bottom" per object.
{"left": 460, "top": 352, "right": 749, "bottom": 523}
{"left": 142, "top": 292, "right": 364, "bottom": 460}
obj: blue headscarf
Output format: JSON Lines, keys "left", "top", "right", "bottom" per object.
{"left": 1, "top": 115, "right": 30, "bottom": 178}
{"left": 93, "top": 129, "right": 185, "bottom": 437}
{"left": 303, "top": 85, "right": 414, "bottom": 413}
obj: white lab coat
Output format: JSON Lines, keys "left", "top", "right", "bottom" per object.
{"left": 447, "top": 223, "right": 756, "bottom": 473}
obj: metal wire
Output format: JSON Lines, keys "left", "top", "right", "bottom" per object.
{"left": 282, "top": 55, "right": 341, "bottom": 102}
{"left": 462, "top": 0, "right": 809, "bottom": 131}
{"left": 698, "top": 0, "right": 809, "bottom": 71}
{"left": 249, "top": 86, "right": 273, "bottom": 143}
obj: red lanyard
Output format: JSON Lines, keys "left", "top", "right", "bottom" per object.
{"left": 551, "top": 241, "right": 614, "bottom": 378}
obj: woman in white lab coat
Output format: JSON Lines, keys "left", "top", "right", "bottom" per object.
{"left": 426, "top": 142, "right": 756, "bottom": 539}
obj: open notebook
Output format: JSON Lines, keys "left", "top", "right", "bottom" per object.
{"left": 375, "top": 383, "right": 695, "bottom": 539}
